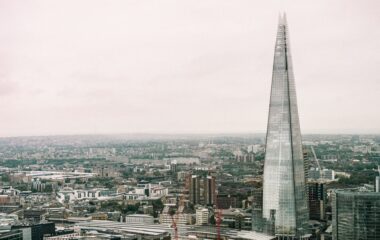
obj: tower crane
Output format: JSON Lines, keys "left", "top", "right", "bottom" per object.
{"left": 215, "top": 204, "right": 223, "bottom": 240}
{"left": 310, "top": 145, "right": 323, "bottom": 179}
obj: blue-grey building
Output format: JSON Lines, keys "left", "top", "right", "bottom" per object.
{"left": 332, "top": 189, "right": 380, "bottom": 240}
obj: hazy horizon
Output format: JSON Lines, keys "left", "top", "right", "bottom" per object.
{"left": 2, "top": 130, "right": 380, "bottom": 139}
{"left": 1, "top": 0, "right": 379, "bottom": 137}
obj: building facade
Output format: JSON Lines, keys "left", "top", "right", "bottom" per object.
{"left": 195, "top": 208, "right": 209, "bottom": 225}
{"left": 332, "top": 189, "right": 380, "bottom": 240}
{"left": 204, "top": 175, "right": 216, "bottom": 206}
{"left": 261, "top": 14, "right": 309, "bottom": 238}
{"left": 308, "top": 182, "right": 326, "bottom": 220}
{"left": 189, "top": 175, "right": 200, "bottom": 205}
{"left": 124, "top": 214, "right": 154, "bottom": 224}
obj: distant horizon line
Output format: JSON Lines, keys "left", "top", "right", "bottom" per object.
{"left": 2, "top": 130, "right": 380, "bottom": 139}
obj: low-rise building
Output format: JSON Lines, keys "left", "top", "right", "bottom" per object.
{"left": 125, "top": 214, "right": 154, "bottom": 224}
{"left": 195, "top": 208, "right": 209, "bottom": 225}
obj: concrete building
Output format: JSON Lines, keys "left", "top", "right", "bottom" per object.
{"left": 309, "top": 168, "right": 335, "bottom": 181}
{"left": 252, "top": 188, "right": 264, "bottom": 232}
{"left": 189, "top": 175, "right": 200, "bottom": 205}
{"left": 12, "top": 222, "right": 55, "bottom": 240}
{"left": 0, "top": 230, "right": 22, "bottom": 240}
{"left": 124, "top": 214, "right": 154, "bottom": 224}
{"left": 222, "top": 208, "right": 252, "bottom": 231}
{"left": 217, "top": 194, "right": 238, "bottom": 209}
{"left": 23, "top": 209, "right": 46, "bottom": 222}
{"left": 204, "top": 175, "right": 216, "bottom": 206}
{"left": 235, "top": 151, "right": 255, "bottom": 163}
{"left": 195, "top": 208, "right": 209, "bottom": 225}
{"left": 176, "top": 171, "right": 188, "bottom": 182}
{"left": 308, "top": 182, "right": 326, "bottom": 220}
{"left": 93, "top": 165, "right": 121, "bottom": 178}
{"left": 56, "top": 188, "right": 119, "bottom": 204}
{"left": 75, "top": 220, "right": 171, "bottom": 240}
{"left": 159, "top": 205, "right": 193, "bottom": 225}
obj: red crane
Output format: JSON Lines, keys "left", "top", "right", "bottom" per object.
{"left": 170, "top": 214, "right": 179, "bottom": 240}
{"left": 170, "top": 194, "right": 185, "bottom": 240}
{"left": 215, "top": 208, "right": 222, "bottom": 240}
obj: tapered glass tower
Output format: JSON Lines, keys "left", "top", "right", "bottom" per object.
{"left": 262, "top": 14, "right": 309, "bottom": 239}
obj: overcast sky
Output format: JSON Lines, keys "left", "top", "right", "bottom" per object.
{"left": 0, "top": 0, "right": 379, "bottom": 137}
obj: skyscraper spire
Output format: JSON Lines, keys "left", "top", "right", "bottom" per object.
{"left": 278, "top": 12, "right": 286, "bottom": 25}
{"left": 261, "top": 14, "right": 309, "bottom": 239}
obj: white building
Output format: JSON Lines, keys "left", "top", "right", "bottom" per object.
{"left": 196, "top": 208, "right": 209, "bottom": 225}
{"left": 322, "top": 169, "right": 335, "bottom": 180}
{"left": 308, "top": 168, "right": 335, "bottom": 181}
{"left": 56, "top": 188, "right": 119, "bottom": 204}
{"left": 159, "top": 206, "right": 192, "bottom": 225}
{"left": 134, "top": 183, "right": 168, "bottom": 198}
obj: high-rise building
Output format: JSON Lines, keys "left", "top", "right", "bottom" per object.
{"left": 261, "top": 14, "right": 309, "bottom": 238}
{"left": 204, "top": 175, "right": 216, "bottom": 206}
{"left": 303, "top": 148, "right": 309, "bottom": 182}
{"left": 332, "top": 189, "right": 380, "bottom": 240}
{"left": 189, "top": 175, "right": 200, "bottom": 205}
{"left": 188, "top": 174, "right": 216, "bottom": 206}
{"left": 252, "top": 187, "right": 264, "bottom": 232}
{"left": 308, "top": 182, "right": 326, "bottom": 220}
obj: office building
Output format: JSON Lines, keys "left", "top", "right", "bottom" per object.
{"left": 252, "top": 188, "right": 264, "bottom": 232}
{"left": 0, "top": 230, "right": 22, "bottom": 240}
{"left": 124, "top": 214, "right": 154, "bottom": 224}
{"left": 217, "top": 194, "right": 238, "bottom": 209}
{"left": 332, "top": 189, "right": 380, "bottom": 240}
{"left": 12, "top": 222, "right": 55, "bottom": 240}
{"left": 309, "top": 168, "right": 335, "bottom": 181}
{"left": 308, "top": 182, "right": 326, "bottom": 220}
{"left": 261, "top": 14, "right": 309, "bottom": 238}
{"left": 375, "top": 176, "right": 380, "bottom": 192}
{"left": 204, "top": 175, "right": 216, "bottom": 206}
{"left": 189, "top": 175, "right": 200, "bottom": 205}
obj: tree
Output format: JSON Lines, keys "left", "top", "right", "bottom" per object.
{"left": 152, "top": 199, "right": 164, "bottom": 217}
{"left": 209, "top": 214, "right": 216, "bottom": 225}
{"left": 44, "top": 185, "right": 53, "bottom": 193}
{"left": 1, "top": 174, "right": 10, "bottom": 182}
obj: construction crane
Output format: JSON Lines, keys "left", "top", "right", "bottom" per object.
{"left": 214, "top": 173, "right": 222, "bottom": 240}
{"left": 170, "top": 214, "right": 178, "bottom": 240}
{"left": 310, "top": 145, "right": 323, "bottom": 179}
{"left": 215, "top": 207, "right": 223, "bottom": 240}
{"left": 170, "top": 203, "right": 179, "bottom": 240}
{"left": 170, "top": 192, "right": 185, "bottom": 240}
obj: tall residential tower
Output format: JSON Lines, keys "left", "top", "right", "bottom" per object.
{"left": 261, "top": 14, "right": 309, "bottom": 239}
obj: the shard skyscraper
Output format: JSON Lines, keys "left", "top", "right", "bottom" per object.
{"left": 262, "top": 14, "right": 309, "bottom": 239}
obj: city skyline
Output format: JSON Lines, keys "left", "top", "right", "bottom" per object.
{"left": 0, "top": 2, "right": 379, "bottom": 239}
{"left": 1, "top": 0, "right": 380, "bottom": 137}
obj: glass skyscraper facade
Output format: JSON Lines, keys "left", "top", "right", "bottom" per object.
{"left": 332, "top": 189, "right": 380, "bottom": 240}
{"left": 261, "top": 14, "right": 309, "bottom": 239}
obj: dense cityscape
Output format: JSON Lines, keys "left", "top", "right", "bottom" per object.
{"left": 1, "top": 2, "right": 379, "bottom": 240}
{"left": 0, "top": 133, "right": 379, "bottom": 240}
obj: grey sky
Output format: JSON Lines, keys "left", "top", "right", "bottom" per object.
{"left": 0, "top": 0, "right": 379, "bottom": 137}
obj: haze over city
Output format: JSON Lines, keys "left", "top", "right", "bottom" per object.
{"left": 1, "top": 1, "right": 380, "bottom": 240}
{"left": 1, "top": 0, "right": 380, "bottom": 137}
